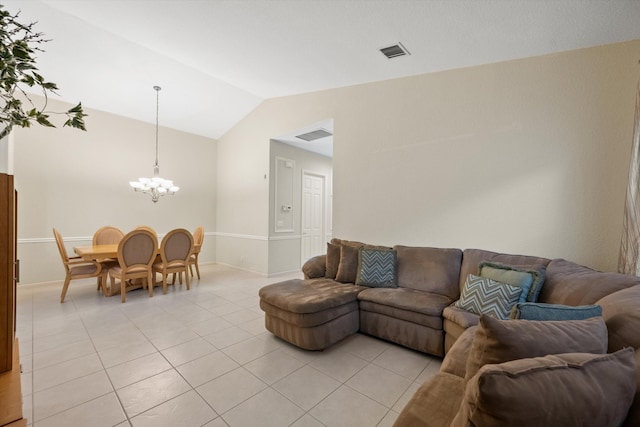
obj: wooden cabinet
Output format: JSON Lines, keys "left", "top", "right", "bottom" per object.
{"left": 0, "top": 338, "right": 25, "bottom": 426}
{"left": 0, "top": 174, "right": 23, "bottom": 425}
{"left": 0, "top": 173, "right": 16, "bottom": 373}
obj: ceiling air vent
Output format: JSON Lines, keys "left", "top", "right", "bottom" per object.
{"left": 380, "top": 43, "right": 410, "bottom": 59}
{"left": 295, "top": 128, "right": 333, "bottom": 142}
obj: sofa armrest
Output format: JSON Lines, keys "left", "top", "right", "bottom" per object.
{"left": 441, "top": 326, "right": 477, "bottom": 378}
{"left": 598, "top": 285, "right": 640, "bottom": 352}
{"left": 394, "top": 372, "right": 465, "bottom": 427}
{"left": 302, "top": 255, "right": 326, "bottom": 279}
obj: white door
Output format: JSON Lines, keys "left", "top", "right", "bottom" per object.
{"left": 301, "top": 172, "right": 325, "bottom": 264}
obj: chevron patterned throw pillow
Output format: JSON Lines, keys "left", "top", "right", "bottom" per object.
{"left": 455, "top": 274, "right": 522, "bottom": 320}
{"left": 355, "top": 247, "right": 397, "bottom": 288}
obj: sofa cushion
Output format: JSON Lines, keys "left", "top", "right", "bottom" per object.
{"left": 624, "top": 349, "right": 640, "bottom": 427}
{"left": 325, "top": 242, "right": 341, "bottom": 279}
{"left": 443, "top": 306, "right": 481, "bottom": 352}
{"left": 394, "top": 245, "right": 462, "bottom": 299}
{"left": 442, "top": 305, "right": 480, "bottom": 329}
{"left": 459, "top": 249, "right": 550, "bottom": 296}
{"left": 258, "top": 278, "right": 365, "bottom": 313}
{"left": 510, "top": 302, "right": 602, "bottom": 321}
{"left": 260, "top": 299, "right": 359, "bottom": 328}
{"left": 452, "top": 349, "right": 637, "bottom": 427}
{"left": 358, "top": 288, "right": 453, "bottom": 329}
{"left": 355, "top": 247, "right": 397, "bottom": 288}
{"left": 358, "top": 287, "right": 452, "bottom": 316}
{"left": 443, "top": 319, "right": 469, "bottom": 354}
{"left": 478, "top": 261, "right": 544, "bottom": 302}
{"left": 454, "top": 274, "right": 522, "bottom": 320}
{"left": 541, "top": 258, "right": 640, "bottom": 305}
{"left": 465, "top": 314, "right": 608, "bottom": 382}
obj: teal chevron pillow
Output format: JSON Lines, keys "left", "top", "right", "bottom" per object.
{"left": 455, "top": 274, "right": 523, "bottom": 320}
{"left": 355, "top": 247, "right": 397, "bottom": 288}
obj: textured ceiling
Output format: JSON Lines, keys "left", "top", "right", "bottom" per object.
{"left": 5, "top": 0, "right": 640, "bottom": 143}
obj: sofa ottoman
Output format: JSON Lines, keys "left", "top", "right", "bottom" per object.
{"left": 258, "top": 278, "right": 366, "bottom": 350}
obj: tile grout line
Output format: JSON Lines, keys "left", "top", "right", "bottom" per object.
{"left": 20, "top": 266, "right": 431, "bottom": 426}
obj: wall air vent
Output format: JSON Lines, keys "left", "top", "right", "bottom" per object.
{"left": 295, "top": 128, "right": 333, "bottom": 142}
{"left": 380, "top": 43, "right": 410, "bottom": 59}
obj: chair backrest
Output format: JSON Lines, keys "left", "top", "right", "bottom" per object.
{"left": 135, "top": 226, "right": 158, "bottom": 239}
{"left": 52, "top": 228, "right": 70, "bottom": 267}
{"left": 160, "top": 228, "right": 194, "bottom": 264}
{"left": 93, "top": 226, "right": 125, "bottom": 245}
{"left": 117, "top": 229, "right": 158, "bottom": 270}
{"left": 193, "top": 226, "right": 204, "bottom": 252}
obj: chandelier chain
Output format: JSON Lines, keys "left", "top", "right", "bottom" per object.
{"left": 154, "top": 85, "right": 160, "bottom": 168}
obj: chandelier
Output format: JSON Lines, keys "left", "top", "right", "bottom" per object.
{"left": 129, "top": 85, "right": 179, "bottom": 203}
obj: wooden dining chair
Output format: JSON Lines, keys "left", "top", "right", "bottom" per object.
{"left": 188, "top": 226, "right": 204, "bottom": 280}
{"left": 108, "top": 229, "right": 158, "bottom": 303}
{"left": 53, "top": 228, "right": 107, "bottom": 303}
{"left": 153, "top": 228, "right": 194, "bottom": 294}
{"left": 135, "top": 226, "right": 157, "bottom": 239}
{"left": 92, "top": 225, "right": 125, "bottom": 292}
{"left": 92, "top": 226, "right": 125, "bottom": 245}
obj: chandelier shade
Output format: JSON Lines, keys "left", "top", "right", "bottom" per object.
{"left": 129, "top": 86, "right": 179, "bottom": 203}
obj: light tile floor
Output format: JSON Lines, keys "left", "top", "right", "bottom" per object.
{"left": 16, "top": 264, "right": 441, "bottom": 427}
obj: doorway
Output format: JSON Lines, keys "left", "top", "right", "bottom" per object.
{"left": 301, "top": 170, "right": 326, "bottom": 264}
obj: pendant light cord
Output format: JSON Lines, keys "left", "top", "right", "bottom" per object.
{"left": 129, "top": 84, "right": 179, "bottom": 202}
{"left": 154, "top": 85, "right": 161, "bottom": 169}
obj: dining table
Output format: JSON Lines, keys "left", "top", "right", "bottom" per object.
{"left": 73, "top": 243, "right": 164, "bottom": 297}
{"left": 73, "top": 244, "right": 119, "bottom": 262}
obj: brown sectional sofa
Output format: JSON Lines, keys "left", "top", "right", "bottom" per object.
{"left": 258, "top": 242, "right": 640, "bottom": 425}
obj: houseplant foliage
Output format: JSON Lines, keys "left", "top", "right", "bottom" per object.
{"left": 0, "top": 5, "right": 86, "bottom": 139}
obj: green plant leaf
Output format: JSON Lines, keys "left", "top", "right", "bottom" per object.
{"left": 0, "top": 4, "right": 87, "bottom": 135}
{"left": 35, "top": 113, "right": 54, "bottom": 127}
{"left": 68, "top": 103, "right": 83, "bottom": 113}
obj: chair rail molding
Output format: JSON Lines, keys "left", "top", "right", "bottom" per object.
{"left": 20, "top": 231, "right": 301, "bottom": 245}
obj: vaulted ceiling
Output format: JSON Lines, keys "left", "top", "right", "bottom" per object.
{"left": 6, "top": 0, "right": 640, "bottom": 141}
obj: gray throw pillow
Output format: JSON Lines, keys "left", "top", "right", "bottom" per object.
{"left": 325, "top": 242, "right": 341, "bottom": 279}
{"left": 478, "top": 261, "right": 545, "bottom": 303}
{"left": 478, "top": 261, "right": 534, "bottom": 303}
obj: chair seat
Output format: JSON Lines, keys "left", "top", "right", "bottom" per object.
{"left": 54, "top": 228, "right": 108, "bottom": 303}
{"left": 153, "top": 261, "right": 187, "bottom": 271}
{"left": 69, "top": 264, "right": 100, "bottom": 277}
{"left": 109, "top": 265, "right": 150, "bottom": 276}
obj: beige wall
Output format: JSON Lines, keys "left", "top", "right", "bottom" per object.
{"left": 13, "top": 40, "right": 638, "bottom": 282}
{"left": 13, "top": 98, "right": 217, "bottom": 284}
{"left": 219, "top": 40, "right": 640, "bottom": 272}
{"left": 215, "top": 89, "right": 336, "bottom": 274}
{"left": 0, "top": 134, "right": 13, "bottom": 174}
